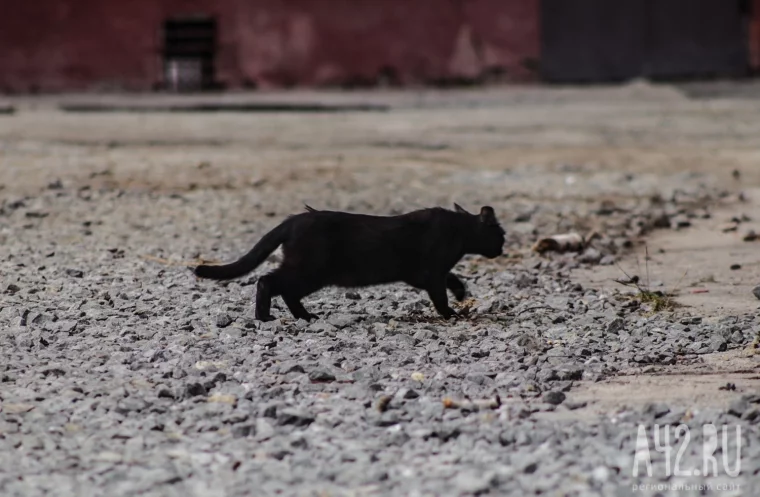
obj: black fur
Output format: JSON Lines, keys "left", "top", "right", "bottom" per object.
{"left": 194, "top": 204, "right": 505, "bottom": 321}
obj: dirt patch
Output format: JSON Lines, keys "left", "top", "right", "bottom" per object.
{"left": 573, "top": 187, "right": 760, "bottom": 316}
{"left": 542, "top": 349, "right": 760, "bottom": 422}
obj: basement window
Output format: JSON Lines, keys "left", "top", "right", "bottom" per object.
{"left": 163, "top": 17, "right": 216, "bottom": 91}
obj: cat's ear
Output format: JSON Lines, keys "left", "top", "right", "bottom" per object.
{"left": 479, "top": 206, "right": 496, "bottom": 224}
{"left": 454, "top": 203, "right": 470, "bottom": 214}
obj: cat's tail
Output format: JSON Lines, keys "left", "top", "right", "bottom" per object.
{"left": 193, "top": 220, "right": 290, "bottom": 280}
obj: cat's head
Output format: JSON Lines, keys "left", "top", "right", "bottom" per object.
{"left": 454, "top": 204, "right": 505, "bottom": 258}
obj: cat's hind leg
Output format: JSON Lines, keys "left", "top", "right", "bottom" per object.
{"left": 446, "top": 273, "right": 467, "bottom": 301}
{"left": 268, "top": 267, "right": 320, "bottom": 321}
{"left": 255, "top": 272, "right": 278, "bottom": 321}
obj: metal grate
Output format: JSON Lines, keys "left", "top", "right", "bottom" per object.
{"left": 163, "top": 17, "right": 216, "bottom": 91}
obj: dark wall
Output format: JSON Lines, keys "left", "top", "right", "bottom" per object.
{"left": 646, "top": 0, "right": 748, "bottom": 78}
{"left": 541, "top": 0, "right": 750, "bottom": 82}
{"left": 0, "top": 0, "right": 539, "bottom": 92}
{"left": 749, "top": 0, "right": 760, "bottom": 70}
{"left": 541, "top": 0, "right": 645, "bottom": 82}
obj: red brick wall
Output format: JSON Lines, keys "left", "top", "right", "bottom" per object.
{"left": 0, "top": 0, "right": 539, "bottom": 92}
{"left": 236, "top": 0, "right": 463, "bottom": 87}
{"left": 464, "top": 0, "right": 540, "bottom": 79}
{"left": 234, "top": 0, "right": 539, "bottom": 87}
{"left": 0, "top": 0, "right": 243, "bottom": 91}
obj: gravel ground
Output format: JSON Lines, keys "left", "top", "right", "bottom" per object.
{"left": 2, "top": 84, "right": 760, "bottom": 496}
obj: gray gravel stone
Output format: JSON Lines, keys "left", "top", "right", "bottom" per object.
{"left": 276, "top": 409, "right": 315, "bottom": 427}
{"left": 214, "top": 313, "right": 233, "bottom": 328}
{"left": 543, "top": 391, "right": 566, "bottom": 405}
{"left": 454, "top": 470, "right": 497, "bottom": 494}
{"left": 308, "top": 369, "right": 336, "bottom": 382}
{"left": 606, "top": 317, "right": 625, "bottom": 334}
{"left": 327, "top": 314, "right": 357, "bottom": 329}
{"left": 710, "top": 336, "right": 728, "bottom": 352}
{"left": 729, "top": 398, "right": 750, "bottom": 417}
{"left": 184, "top": 383, "right": 207, "bottom": 398}
{"left": 579, "top": 248, "right": 602, "bottom": 264}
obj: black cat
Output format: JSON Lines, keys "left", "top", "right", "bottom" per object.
{"left": 194, "top": 204, "right": 505, "bottom": 321}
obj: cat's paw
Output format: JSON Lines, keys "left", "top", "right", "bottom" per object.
{"left": 440, "top": 308, "right": 459, "bottom": 320}
{"left": 293, "top": 312, "right": 319, "bottom": 322}
{"left": 452, "top": 287, "right": 467, "bottom": 302}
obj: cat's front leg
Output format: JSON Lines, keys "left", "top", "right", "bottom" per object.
{"left": 446, "top": 273, "right": 467, "bottom": 301}
{"left": 426, "top": 279, "right": 459, "bottom": 319}
{"left": 282, "top": 293, "right": 319, "bottom": 321}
